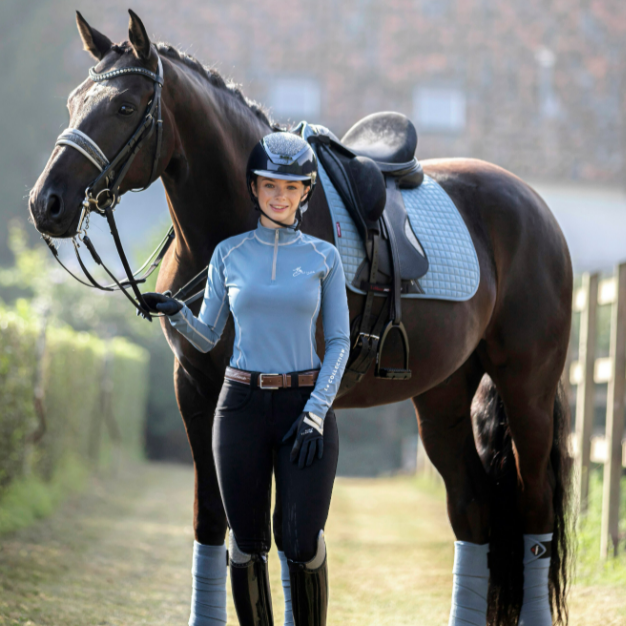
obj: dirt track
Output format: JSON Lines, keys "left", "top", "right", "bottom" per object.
{"left": 0, "top": 462, "right": 624, "bottom": 625}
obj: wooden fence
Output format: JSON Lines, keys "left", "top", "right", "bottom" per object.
{"left": 570, "top": 264, "right": 626, "bottom": 558}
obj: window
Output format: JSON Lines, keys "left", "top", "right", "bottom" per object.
{"left": 413, "top": 86, "right": 466, "bottom": 132}
{"left": 268, "top": 78, "right": 321, "bottom": 119}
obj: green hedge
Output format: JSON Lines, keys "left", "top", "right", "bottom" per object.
{"left": 0, "top": 306, "right": 149, "bottom": 532}
{"left": 0, "top": 308, "right": 38, "bottom": 490}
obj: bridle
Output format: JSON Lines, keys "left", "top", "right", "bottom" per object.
{"left": 42, "top": 49, "right": 186, "bottom": 320}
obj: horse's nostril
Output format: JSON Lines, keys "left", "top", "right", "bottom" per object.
{"left": 46, "top": 193, "right": 64, "bottom": 219}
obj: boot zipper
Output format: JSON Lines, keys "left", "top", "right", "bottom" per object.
{"left": 272, "top": 228, "right": 279, "bottom": 281}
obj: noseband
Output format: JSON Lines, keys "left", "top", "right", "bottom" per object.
{"left": 43, "top": 51, "right": 177, "bottom": 320}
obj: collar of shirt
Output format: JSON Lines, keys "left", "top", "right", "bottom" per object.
{"left": 254, "top": 219, "right": 302, "bottom": 245}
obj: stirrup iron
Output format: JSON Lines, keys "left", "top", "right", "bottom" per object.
{"left": 375, "top": 320, "right": 412, "bottom": 380}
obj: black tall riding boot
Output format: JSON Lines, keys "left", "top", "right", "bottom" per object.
{"left": 229, "top": 532, "right": 274, "bottom": 626}
{"left": 288, "top": 531, "right": 328, "bottom": 626}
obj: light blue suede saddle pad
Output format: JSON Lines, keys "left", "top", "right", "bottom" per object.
{"left": 300, "top": 122, "right": 480, "bottom": 301}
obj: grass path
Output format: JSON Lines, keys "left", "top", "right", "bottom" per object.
{"left": 0, "top": 462, "right": 624, "bottom": 625}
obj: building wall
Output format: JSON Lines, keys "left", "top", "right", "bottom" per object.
{"left": 86, "top": 0, "right": 625, "bottom": 185}
{"left": 56, "top": 1, "right": 626, "bottom": 186}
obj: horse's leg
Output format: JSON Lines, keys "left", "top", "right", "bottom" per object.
{"left": 482, "top": 355, "right": 567, "bottom": 626}
{"left": 175, "top": 361, "right": 228, "bottom": 626}
{"left": 412, "top": 354, "right": 491, "bottom": 626}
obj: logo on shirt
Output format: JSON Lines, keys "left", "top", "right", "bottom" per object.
{"left": 293, "top": 266, "right": 315, "bottom": 277}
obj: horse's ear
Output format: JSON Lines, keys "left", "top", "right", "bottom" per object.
{"left": 76, "top": 11, "right": 112, "bottom": 61}
{"left": 128, "top": 9, "right": 152, "bottom": 61}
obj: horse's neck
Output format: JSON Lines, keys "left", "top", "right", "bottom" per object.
{"left": 160, "top": 59, "right": 270, "bottom": 268}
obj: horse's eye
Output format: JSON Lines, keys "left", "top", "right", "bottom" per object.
{"left": 118, "top": 105, "right": 135, "bottom": 116}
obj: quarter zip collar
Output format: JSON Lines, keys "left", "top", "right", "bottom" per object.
{"left": 254, "top": 219, "right": 301, "bottom": 245}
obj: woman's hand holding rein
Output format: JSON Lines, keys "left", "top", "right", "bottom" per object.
{"left": 141, "top": 292, "right": 184, "bottom": 316}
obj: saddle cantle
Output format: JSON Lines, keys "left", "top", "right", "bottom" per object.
{"left": 342, "top": 111, "right": 425, "bottom": 187}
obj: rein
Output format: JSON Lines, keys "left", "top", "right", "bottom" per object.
{"left": 43, "top": 50, "right": 201, "bottom": 320}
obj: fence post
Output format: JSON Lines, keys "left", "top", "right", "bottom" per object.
{"left": 601, "top": 262, "right": 626, "bottom": 558}
{"left": 575, "top": 272, "right": 599, "bottom": 512}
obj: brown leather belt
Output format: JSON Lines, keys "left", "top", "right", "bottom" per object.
{"left": 225, "top": 366, "right": 320, "bottom": 389}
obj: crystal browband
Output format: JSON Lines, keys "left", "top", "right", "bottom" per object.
{"left": 88, "top": 65, "right": 163, "bottom": 85}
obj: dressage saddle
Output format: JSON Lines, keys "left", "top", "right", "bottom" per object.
{"left": 309, "top": 112, "right": 428, "bottom": 293}
{"left": 306, "top": 112, "right": 429, "bottom": 389}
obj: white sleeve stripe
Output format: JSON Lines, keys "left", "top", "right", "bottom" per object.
{"left": 232, "top": 310, "right": 244, "bottom": 367}
{"left": 206, "top": 235, "right": 251, "bottom": 329}
{"left": 212, "top": 291, "right": 228, "bottom": 327}
{"left": 310, "top": 391, "right": 325, "bottom": 404}
{"left": 183, "top": 309, "right": 216, "bottom": 345}
{"left": 309, "top": 283, "right": 321, "bottom": 369}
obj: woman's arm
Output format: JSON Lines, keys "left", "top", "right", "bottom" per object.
{"left": 303, "top": 247, "right": 350, "bottom": 419}
{"left": 169, "top": 246, "right": 230, "bottom": 353}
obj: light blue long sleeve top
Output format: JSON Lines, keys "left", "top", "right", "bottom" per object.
{"left": 169, "top": 220, "right": 350, "bottom": 419}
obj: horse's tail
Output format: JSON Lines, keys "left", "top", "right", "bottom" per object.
{"left": 472, "top": 375, "right": 572, "bottom": 626}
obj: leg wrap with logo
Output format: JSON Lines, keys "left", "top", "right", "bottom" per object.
{"left": 229, "top": 530, "right": 274, "bottom": 626}
{"left": 288, "top": 531, "right": 328, "bottom": 626}
{"left": 448, "top": 541, "right": 489, "bottom": 626}
{"left": 519, "top": 533, "right": 553, "bottom": 625}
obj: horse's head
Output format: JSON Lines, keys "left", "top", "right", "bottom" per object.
{"left": 30, "top": 10, "right": 170, "bottom": 238}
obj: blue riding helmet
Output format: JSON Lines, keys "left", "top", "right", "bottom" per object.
{"left": 246, "top": 132, "right": 318, "bottom": 212}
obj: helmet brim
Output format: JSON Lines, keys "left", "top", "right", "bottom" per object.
{"left": 252, "top": 170, "right": 312, "bottom": 182}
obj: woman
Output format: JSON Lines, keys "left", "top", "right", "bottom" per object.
{"left": 143, "top": 132, "right": 350, "bottom": 626}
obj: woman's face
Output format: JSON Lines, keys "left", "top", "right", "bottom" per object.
{"left": 252, "top": 176, "right": 308, "bottom": 227}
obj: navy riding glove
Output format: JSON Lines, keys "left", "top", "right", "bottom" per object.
{"left": 282, "top": 411, "right": 325, "bottom": 469}
{"left": 141, "top": 292, "right": 184, "bottom": 316}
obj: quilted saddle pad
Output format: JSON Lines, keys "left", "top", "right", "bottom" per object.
{"left": 301, "top": 123, "right": 480, "bottom": 302}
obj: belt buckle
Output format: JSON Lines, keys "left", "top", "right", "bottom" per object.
{"left": 258, "top": 373, "right": 280, "bottom": 390}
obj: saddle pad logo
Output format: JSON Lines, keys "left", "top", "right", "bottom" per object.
{"left": 530, "top": 543, "right": 547, "bottom": 558}
{"left": 293, "top": 266, "right": 315, "bottom": 277}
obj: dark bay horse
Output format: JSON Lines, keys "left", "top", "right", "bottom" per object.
{"left": 29, "top": 11, "right": 572, "bottom": 625}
